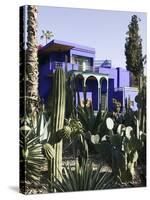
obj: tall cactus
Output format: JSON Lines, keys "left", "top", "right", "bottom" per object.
{"left": 66, "top": 74, "right": 75, "bottom": 118}
{"left": 48, "top": 68, "right": 66, "bottom": 191}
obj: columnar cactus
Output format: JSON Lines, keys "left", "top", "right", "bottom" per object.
{"left": 48, "top": 68, "right": 66, "bottom": 191}
{"left": 66, "top": 74, "right": 76, "bottom": 118}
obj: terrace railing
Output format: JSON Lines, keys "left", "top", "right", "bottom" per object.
{"left": 78, "top": 65, "right": 100, "bottom": 73}
{"left": 94, "top": 60, "right": 111, "bottom": 68}
{"left": 51, "top": 61, "right": 78, "bottom": 72}
{"left": 50, "top": 61, "right": 101, "bottom": 73}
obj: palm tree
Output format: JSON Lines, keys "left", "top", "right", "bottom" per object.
{"left": 26, "top": 5, "right": 39, "bottom": 116}
{"left": 40, "top": 30, "right": 54, "bottom": 44}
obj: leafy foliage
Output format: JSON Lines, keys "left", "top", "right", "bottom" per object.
{"left": 64, "top": 118, "right": 84, "bottom": 138}
{"left": 125, "top": 15, "right": 144, "bottom": 76}
{"left": 40, "top": 30, "right": 54, "bottom": 44}
{"left": 62, "top": 117, "right": 88, "bottom": 166}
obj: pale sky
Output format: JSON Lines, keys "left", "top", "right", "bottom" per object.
{"left": 37, "top": 6, "right": 147, "bottom": 68}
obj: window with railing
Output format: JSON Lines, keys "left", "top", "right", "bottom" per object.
{"left": 72, "top": 55, "right": 92, "bottom": 71}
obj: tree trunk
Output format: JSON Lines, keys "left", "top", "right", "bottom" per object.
{"left": 26, "top": 5, "right": 39, "bottom": 116}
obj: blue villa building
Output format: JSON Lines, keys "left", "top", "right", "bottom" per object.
{"left": 38, "top": 40, "right": 138, "bottom": 112}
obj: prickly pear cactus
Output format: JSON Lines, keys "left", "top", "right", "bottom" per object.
{"left": 48, "top": 68, "right": 66, "bottom": 191}
{"left": 112, "top": 125, "right": 139, "bottom": 182}
{"left": 91, "top": 134, "right": 100, "bottom": 144}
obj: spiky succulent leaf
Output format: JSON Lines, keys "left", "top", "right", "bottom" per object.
{"left": 20, "top": 117, "right": 46, "bottom": 185}
{"left": 49, "top": 162, "right": 118, "bottom": 191}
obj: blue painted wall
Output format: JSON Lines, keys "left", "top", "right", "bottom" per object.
{"left": 49, "top": 51, "right": 70, "bottom": 63}
{"left": 116, "top": 67, "right": 130, "bottom": 88}
{"left": 113, "top": 90, "right": 123, "bottom": 111}
{"left": 86, "top": 78, "right": 98, "bottom": 110}
{"left": 99, "top": 67, "right": 118, "bottom": 88}
{"left": 108, "top": 78, "right": 115, "bottom": 112}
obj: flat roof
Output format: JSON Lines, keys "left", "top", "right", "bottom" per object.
{"left": 39, "top": 39, "right": 95, "bottom": 55}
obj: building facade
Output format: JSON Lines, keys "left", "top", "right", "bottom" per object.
{"left": 39, "top": 40, "right": 138, "bottom": 112}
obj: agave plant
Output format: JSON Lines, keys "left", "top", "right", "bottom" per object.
{"left": 77, "top": 105, "right": 107, "bottom": 134}
{"left": 76, "top": 105, "right": 109, "bottom": 145}
{"left": 20, "top": 116, "right": 46, "bottom": 193}
{"left": 50, "top": 162, "right": 118, "bottom": 192}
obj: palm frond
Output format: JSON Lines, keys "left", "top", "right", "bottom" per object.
{"left": 20, "top": 116, "right": 46, "bottom": 185}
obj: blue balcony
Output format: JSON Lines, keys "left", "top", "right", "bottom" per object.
{"left": 49, "top": 61, "right": 101, "bottom": 73}
{"left": 50, "top": 61, "right": 78, "bottom": 72}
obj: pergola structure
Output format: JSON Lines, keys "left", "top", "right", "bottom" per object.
{"left": 73, "top": 71, "right": 109, "bottom": 111}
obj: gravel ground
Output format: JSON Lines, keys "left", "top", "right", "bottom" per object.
{"left": 25, "top": 151, "right": 145, "bottom": 194}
